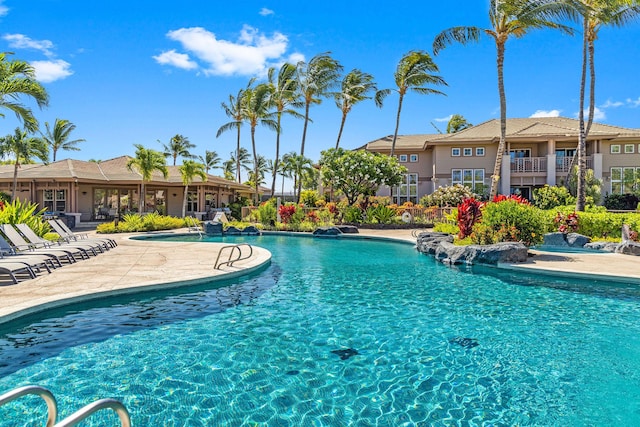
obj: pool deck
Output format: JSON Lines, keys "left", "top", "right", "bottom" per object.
{"left": 0, "top": 227, "right": 638, "bottom": 324}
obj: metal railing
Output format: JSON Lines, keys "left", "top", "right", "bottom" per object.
{"left": 186, "top": 216, "right": 203, "bottom": 237}
{"left": 0, "top": 385, "right": 131, "bottom": 427}
{"left": 511, "top": 157, "right": 547, "bottom": 173}
{"left": 214, "top": 243, "right": 253, "bottom": 269}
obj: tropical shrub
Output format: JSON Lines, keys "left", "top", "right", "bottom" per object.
{"left": 365, "top": 204, "right": 397, "bottom": 224}
{"left": 457, "top": 197, "right": 483, "bottom": 239}
{"left": 533, "top": 185, "right": 575, "bottom": 210}
{"left": 300, "top": 190, "right": 320, "bottom": 207}
{"left": 342, "top": 205, "right": 363, "bottom": 223}
{"left": 554, "top": 211, "right": 579, "bottom": 234}
{"left": 478, "top": 200, "right": 545, "bottom": 246}
{"left": 574, "top": 212, "right": 640, "bottom": 239}
{"left": 0, "top": 199, "right": 50, "bottom": 236}
{"left": 603, "top": 193, "right": 639, "bottom": 211}
{"left": 278, "top": 204, "right": 297, "bottom": 224}
{"left": 254, "top": 201, "right": 277, "bottom": 225}
{"left": 420, "top": 184, "right": 478, "bottom": 207}
{"left": 96, "top": 213, "right": 186, "bottom": 233}
{"left": 228, "top": 196, "right": 250, "bottom": 220}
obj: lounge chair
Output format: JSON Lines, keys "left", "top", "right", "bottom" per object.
{"left": 48, "top": 219, "right": 116, "bottom": 249}
{"left": 0, "top": 260, "right": 37, "bottom": 284}
{"left": 0, "top": 224, "right": 83, "bottom": 263}
{"left": 14, "top": 224, "right": 102, "bottom": 257}
{"left": 0, "top": 234, "right": 60, "bottom": 269}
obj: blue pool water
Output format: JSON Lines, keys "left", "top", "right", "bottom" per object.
{"left": 1, "top": 234, "right": 640, "bottom": 426}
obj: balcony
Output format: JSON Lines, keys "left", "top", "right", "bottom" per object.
{"left": 555, "top": 156, "right": 593, "bottom": 173}
{"left": 511, "top": 157, "right": 547, "bottom": 173}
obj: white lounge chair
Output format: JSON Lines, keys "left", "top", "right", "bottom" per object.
{"left": 0, "top": 224, "right": 83, "bottom": 263}
{"left": 15, "top": 224, "right": 102, "bottom": 257}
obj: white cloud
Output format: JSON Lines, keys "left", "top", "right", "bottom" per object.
{"left": 601, "top": 99, "right": 624, "bottom": 108}
{"left": 0, "top": 0, "right": 8, "bottom": 17}
{"left": 530, "top": 109, "right": 561, "bottom": 118}
{"left": 627, "top": 97, "right": 640, "bottom": 107}
{"left": 574, "top": 106, "right": 605, "bottom": 121}
{"left": 288, "top": 52, "right": 305, "bottom": 64}
{"left": 158, "top": 25, "right": 293, "bottom": 77}
{"left": 31, "top": 59, "right": 73, "bottom": 83}
{"left": 152, "top": 49, "right": 198, "bottom": 70}
{"left": 259, "top": 7, "right": 274, "bottom": 16}
{"left": 434, "top": 114, "right": 453, "bottom": 122}
{"left": 3, "top": 33, "right": 54, "bottom": 56}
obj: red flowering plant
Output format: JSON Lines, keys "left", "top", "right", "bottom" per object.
{"left": 306, "top": 210, "right": 319, "bottom": 223}
{"left": 457, "top": 197, "right": 485, "bottom": 239}
{"left": 554, "top": 211, "right": 579, "bottom": 234}
{"left": 492, "top": 194, "right": 530, "bottom": 205}
{"left": 278, "top": 204, "right": 297, "bottom": 224}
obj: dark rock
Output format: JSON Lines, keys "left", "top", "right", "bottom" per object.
{"left": 585, "top": 241, "right": 618, "bottom": 252}
{"left": 224, "top": 226, "right": 242, "bottom": 235}
{"left": 313, "top": 227, "right": 343, "bottom": 237}
{"left": 566, "top": 233, "right": 591, "bottom": 248}
{"left": 242, "top": 225, "right": 261, "bottom": 235}
{"left": 416, "top": 232, "right": 454, "bottom": 255}
{"left": 336, "top": 225, "right": 359, "bottom": 234}
{"left": 615, "top": 241, "right": 640, "bottom": 256}
{"left": 543, "top": 232, "right": 569, "bottom": 247}
{"left": 204, "top": 221, "right": 223, "bottom": 236}
{"left": 434, "top": 241, "right": 528, "bottom": 265}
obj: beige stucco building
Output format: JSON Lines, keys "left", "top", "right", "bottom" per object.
{"left": 0, "top": 156, "right": 257, "bottom": 224}
{"left": 364, "top": 117, "right": 640, "bottom": 202}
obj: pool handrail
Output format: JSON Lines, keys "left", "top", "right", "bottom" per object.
{"left": 0, "top": 385, "right": 57, "bottom": 427}
{"left": 54, "top": 398, "right": 131, "bottom": 427}
{"left": 214, "top": 243, "right": 253, "bottom": 269}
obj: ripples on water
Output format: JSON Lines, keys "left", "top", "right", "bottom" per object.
{"left": 1, "top": 235, "right": 640, "bottom": 426}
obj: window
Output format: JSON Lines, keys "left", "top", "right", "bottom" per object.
{"left": 43, "top": 189, "right": 66, "bottom": 212}
{"left": 186, "top": 191, "right": 198, "bottom": 212}
{"left": 452, "top": 169, "right": 485, "bottom": 193}
{"left": 611, "top": 144, "right": 621, "bottom": 154}
{"left": 409, "top": 154, "right": 418, "bottom": 162}
{"left": 625, "top": 144, "right": 635, "bottom": 154}
{"left": 392, "top": 173, "right": 418, "bottom": 204}
{"left": 611, "top": 167, "right": 640, "bottom": 194}
{"left": 476, "top": 147, "right": 485, "bottom": 156}
{"left": 463, "top": 148, "right": 473, "bottom": 156}
{"left": 399, "top": 154, "right": 408, "bottom": 162}
{"left": 451, "top": 148, "right": 461, "bottom": 157}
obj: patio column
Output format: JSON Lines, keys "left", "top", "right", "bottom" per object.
{"left": 546, "top": 153, "right": 556, "bottom": 186}
{"left": 592, "top": 153, "right": 603, "bottom": 180}
{"left": 500, "top": 154, "right": 511, "bottom": 195}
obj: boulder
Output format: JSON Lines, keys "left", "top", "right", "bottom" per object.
{"left": 584, "top": 241, "right": 618, "bottom": 252}
{"left": 336, "top": 225, "right": 359, "bottom": 234}
{"left": 313, "top": 227, "right": 343, "bottom": 237}
{"left": 242, "top": 225, "right": 261, "bottom": 235}
{"left": 224, "top": 226, "right": 242, "bottom": 235}
{"left": 433, "top": 241, "right": 528, "bottom": 265}
{"left": 566, "top": 233, "right": 591, "bottom": 248}
{"left": 416, "top": 232, "right": 454, "bottom": 255}
{"left": 615, "top": 241, "right": 640, "bottom": 256}
{"left": 204, "top": 221, "right": 223, "bottom": 236}
{"left": 543, "top": 232, "right": 569, "bottom": 247}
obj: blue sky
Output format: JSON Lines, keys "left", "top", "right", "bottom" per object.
{"left": 1, "top": 0, "right": 639, "bottom": 175}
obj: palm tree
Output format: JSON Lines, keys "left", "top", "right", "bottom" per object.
{"left": 242, "top": 83, "right": 278, "bottom": 203}
{"left": 229, "top": 147, "right": 252, "bottom": 182}
{"left": 198, "top": 150, "right": 221, "bottom": 174}
{"left": 280, "top": 152, "right": 295, "bottom": 197}
{"left": 283, "top": 152, "right": 314, "bottom": 200}
{"left": 266, "top": 63, "right": 304, "bottom": 198}
{"left": 41, "top": 118, "right": 85, "bottom": 161}
{"left": 433, "top": 0, "right": 575, "bottom": 198}
{"left": 126, "top": 144, "right": 169, "bottom": 212}
{"left": 0, "top": 53, "right": 49, "bottom": 132}
{"left": 295, "top": 53, "right": 342, "bottom": 200}
{"left": 179, "top": 160, "right": 207, "bottom": 218}
{"left": 160, "top": 134, "right": 196, "bottom": 166}
{"left": 376, "top": 50, "right": 447, "bottom": 157}
{"left": 222, "top": 159, "right": 235, "bottom": 181}
{"left": 447, "top": 114, "right": 473, "bottom": 133}
{"left": 574, "top": 0, "right": 640, "bottom": 211}
{"left": 0, "top": 127, "right": 49, "bottom": 200}
{"left": 217, "top": 80, "right": 255, "bottom": 183}
{"left": 334, "top": 69, "right": 378, "bottom": 149}
{"left": 247, "top": 155, "right": 270, "bottom": 190}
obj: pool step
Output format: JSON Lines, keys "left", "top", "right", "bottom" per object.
{"left": 0, "top": 385, "right": 131, "bottom": 426}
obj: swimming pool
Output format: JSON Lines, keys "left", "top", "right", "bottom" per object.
{"left": 1, "top": 234, "right": 640, "bottom": 425}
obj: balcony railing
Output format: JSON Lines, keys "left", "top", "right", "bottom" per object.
{"left": 556, "top": 156, "right": 593, "bottom": 173}
{"left": 510, "top": 157, "right": 547, "bottom": 173}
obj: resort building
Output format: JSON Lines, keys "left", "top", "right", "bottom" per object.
{"left": 0, "top": 156, "right": 257, "bottom": 224}
{"left": 363, "top": 117, "right": 640, "bottom": 203}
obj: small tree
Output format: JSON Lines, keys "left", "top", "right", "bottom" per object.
{"left": 179, "top": 160, "right": 207, "bottom": 218}
{"left": 320, "top": 148, "right": 407, "bottom": 205}
{"left": 0, "top": 127, "right": 49, "bottom": 200}
{"left": 126, "top": 144, "right": 168, "bottom": 212}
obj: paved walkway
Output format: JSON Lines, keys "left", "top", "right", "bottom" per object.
{"left": 0, "top": 227, "right": 638, "bottom": 324}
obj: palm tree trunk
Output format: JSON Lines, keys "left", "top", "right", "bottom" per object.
{"left": 490, "top": 40, "right": 507, "bottom": 200}
{"left": 139, "top": 182, "right": 145, "bottom": 213}
{"left": 53, "top": 149, "right": 57, "bottom": 162}
{"left": 576, "top": 18, "right": 589, "bottom": 212}
{"left": 335, "top": 112, "right": 347, "bottom": 149}
{"left": 182, "top": 184, "right": 189, "bottom": 218}
{"left": 236, "top": 124, "right": 241, "bottom": 183}
{"left": 390, "top": 93, "right": 404, "bottom": 158}
{"left": 271, "top": 112, "right": 282, "bottom": 198}
{"left": 251, "top": 126, "right": 259, "bottom": 205}
{"left": 297, "top": 102, "right": 311, "bottom": 202}
{"left": 586, "top": 38, "right": 596, "bottom": 136}
{"left": 11, "top": 161, "right": 19, "bottom": 201}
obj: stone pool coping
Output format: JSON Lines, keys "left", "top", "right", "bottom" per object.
{"left": 1, "top": 227, "right": 638, "bottom": 325}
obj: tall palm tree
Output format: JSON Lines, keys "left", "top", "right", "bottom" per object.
{"left": 0, "top": 53, "right": 49, "bottom": 132}
{"left": 247, "top": 155, "right": 270, "bottom": 190}
{"left": 574, "top": 0, "right": 640, "bottom": 211}
{"left": 198, "top": 150, "right": 221, "bottom": 174}
{"left": 242, "top": 83, "right": 278, "bottom": 203}
{"left": 179, "top": 160, "right": 207, "bottom": 218}
{"left": 41, "top": 118, "right": 85, "bottom": 161}
{"left": 217, "top": 79, "right": 255, "bottom": 183}
{"left": 376, "top": 50, "right": 447, "bottom": 157}
{"left": 267, "top": 63, "right": 304, "bottom": 198}
{"left": 433, "top": 0, "right": 575, "bottom": 198}
{"left": 126, "top": 144, "right": 169, "bottom": 212}
{"left": 229, "top": 147, "right": 252, "bottom": 183}
{"left": 0, "top": 127, "right": 49, "bottom": 200}
{"left": 447, "top": 114, "right": 473, "bottom": 133}
{"left": 283, "top": 152, "right": 314, "bottom": 200}
{"left": 280, "top": 152, "right": 295, "bottom": 196}
{"left": 160, "top": 134, "right": 196, "bottom": 165}
{"left": 295, "top": 53, "right": 342, "bottom": 200}
{"left": 334, "top": 69, "right": 378, "bottom": 149}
